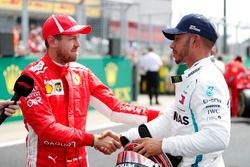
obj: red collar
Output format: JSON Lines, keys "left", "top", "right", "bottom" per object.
{"left": 43, "top": 53, "right": 69, "bottom": 76}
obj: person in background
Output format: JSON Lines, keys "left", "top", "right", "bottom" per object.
{"left": 121, "top": 14, "right": 231, "bottom": 167}
{"left": 211, "top": 45, "right": 225, "bottom": 73}
{"left": 138, "top": 51, "right": 147, "bottom": 93}
{"left": 19, "top": 14, "right": 160, "bottom": 167}
{"left": 224, "top": 55, "right": 248, "bottom": 117}
{"left": 215, "top": 56, "right": 226, "bottom": 73}
{"left": 141, "top": 47, "right": 163, "bottom": 105}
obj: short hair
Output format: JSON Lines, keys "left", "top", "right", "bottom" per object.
{"left": 217, "top": 56, "right": 223, "bottom": 61}
{"left": 44, "top": 34, "right": 62, "bottom": 48}
{"left": 148, "top": 47, "right": 153, "bottom": 52}
{"left": 200, "top": 36, "right": 214, "bottom": 50}
{"left": 234, "top": 55, "right": 243, "bottom": 62}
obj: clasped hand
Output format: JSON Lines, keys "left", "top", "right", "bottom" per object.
{"left": 93, "top": 130, "right": 121, "bottom": 155}
{"left": 93, "top": 130, "right": 162, "bottom": 157}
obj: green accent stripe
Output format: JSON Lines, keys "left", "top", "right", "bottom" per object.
{"left": 191, "top": 155, "right": 203, "bottom": 167}
{"left": 189, "top": 81, "right": 203, "bottom": 166}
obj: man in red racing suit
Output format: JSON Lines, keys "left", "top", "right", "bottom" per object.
{"left": 19, "top": 14, "right": 159, "bottom": 167}
{"left": 224, "top": 56, "right": 248, "bottom": 117}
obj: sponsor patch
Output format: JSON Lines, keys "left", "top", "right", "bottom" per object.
{"left": 173, "top": 111, "right": 189, "bottom": 125}
{"left": 25, "top": 86, "right": 43, "bottom": 107}
{"left": 44, "top": 140, "right": 76, "bottom": 148}
{"left": 207, "top": 109, "right": 220, "bottom": 115}
{"left": 203, "top": 98, "right": 221, "bottom": 104}
{"left": 44, "top": 79, "right": 64, "bottom": 96}
{"left": 206, "top": 86, "right": 214, "bottom": 96}
{"left": 72, "top": 73, "right": 80, "bottom": 85}
{"left": 54, "top": 82, "right": 62, "bottom": 92}
{"left": 45, "top": 83, "right": 53, "bottom": 94}
{"left": 119, "top": 104, "right": 146, "bottom": 115}
{"left": 29, "top": 61, "right": 45, "bottom": 72}
{"left": 207, "top": 115, "right": 222, "bottom": 121}
{"left": 170, "top": 75, "right": 183, "bottom": 83}
{"left": 179, "top": 94, "right": 185, "bottom": 104}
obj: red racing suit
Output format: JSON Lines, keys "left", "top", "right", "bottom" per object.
{"left": 224, "top": 60, "right": 247, "bottom": 117}
{"left": 20, "top": 53, "right": 159, "bottom": 167}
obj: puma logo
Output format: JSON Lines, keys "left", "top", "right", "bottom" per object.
{"left": 48, "top": 155, "right": 58, "bottom": 164}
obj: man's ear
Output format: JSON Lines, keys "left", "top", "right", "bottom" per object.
{"left": 191, "top": 35, "right": 201, "bottom": 48}
{"left": 47, "top": 36, "right": 58, "bottom": 48}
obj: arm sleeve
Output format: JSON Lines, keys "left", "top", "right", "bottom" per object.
{"left": 20, "top": 71, "right": 93, "bottom": 148}
{"left": 88, "top": 70, "right": 159, "bottom": 124}
{"left": 122, "top": 104, "right": 174, "bottom": 141}
{"left": 162, "top": 79, "right": 231, "bottom": 156}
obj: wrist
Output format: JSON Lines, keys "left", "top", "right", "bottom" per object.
{"left": 92, "top": 135, "right": 95, "bottom": 147}
{"left": 92, "top": 134, "right": 101, "bottom": 147}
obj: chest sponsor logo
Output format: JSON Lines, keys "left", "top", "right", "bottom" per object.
{"left": 204, "top": 104, "right": 221, "bottom": 112}
{"left": 25, "top": 86, "right": 42, "bottom": 107}
{"left": 203, "top": 98, "right": 221, "bottom": 104}
{"left": 207, "top": 115, "right": 222, "bottom": 121}
{"left": 44, "top": 79, "right": 64, "bottom": 96}
{"left": 27, "top": 97, "right": 42, "bottom": 107}
{"left": 173, "top": 111, "right": 189, "bottom": 125}
{"left": 206, "top": 86, "right": 214, "bottom": 96}
{"left": 205, "top": 104, "right": 221, "bottom": 108}
{"left": 54, "top": 82, "right": 62, "bottom": 92}
{"left": 207, "top": 109, "right": 220, "bottom": 114}
{"left": 72, "top": 73, "right": 80, "bottom": 85}
{"left": 179, "top": 94, "right": 185, "bottom": 104}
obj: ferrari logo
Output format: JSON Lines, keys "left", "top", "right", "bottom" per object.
{"left": 73, "top": 73, "right": 80, "bottom": 85}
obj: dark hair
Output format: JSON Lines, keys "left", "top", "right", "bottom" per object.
{"left": 200, "top": 36, "right": 214, "bottom": 49}
{"left": 44, "top": 34, "right": 62, "bottom": 48}
{"left": 148, "top": 47, "right": 153, "bottom": 52}
{"left": 234, "top": 55, "right": 243, "bottom": 62}
{"left": 217, "top": 56, "right": 223, "bottom": 61}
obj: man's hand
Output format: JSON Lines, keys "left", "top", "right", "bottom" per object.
{"left": 0, "top": 100, "right": 20, "bottom": 117}
{"left": 93, "top": 132, "right": 121, "bottom": 155}
{"left": 99, "top": 130, "right": 121, "bottom": 141}
{"left": 132, "top": 138, "right": 162, "bottom": 158}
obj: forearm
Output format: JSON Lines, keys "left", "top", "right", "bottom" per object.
{"left": 38, "top": 122, "right": 94, "bottom": 147}
{"left": 162, "top": 126, "right": 230, "bottom": 156}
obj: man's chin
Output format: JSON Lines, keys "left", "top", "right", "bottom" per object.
{"left": 172, "top": 57, "right": 179, "bottom": 64}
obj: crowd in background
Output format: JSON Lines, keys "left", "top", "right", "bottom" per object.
{"left": 13, "top": 24, "right": 45, "bottom": 56}
{"left": 10, "top": 21, "right": 250, "bottom": 117}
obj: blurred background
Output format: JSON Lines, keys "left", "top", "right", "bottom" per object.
{"left": 1, "top": 0, "right": 250, "bottom": 166}
{"left": 1, "top": 0, "right": 250, "bottom": 120}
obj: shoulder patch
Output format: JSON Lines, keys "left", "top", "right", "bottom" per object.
{"left": 29, "top": 61, "right": 47, "bottom": 74}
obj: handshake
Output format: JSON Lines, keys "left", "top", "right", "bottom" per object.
{"left": 92, "top": 130, "right": 122, "bottom": 155}
{"left": 92, "top": 129, "right": 163, "bottom": 158}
